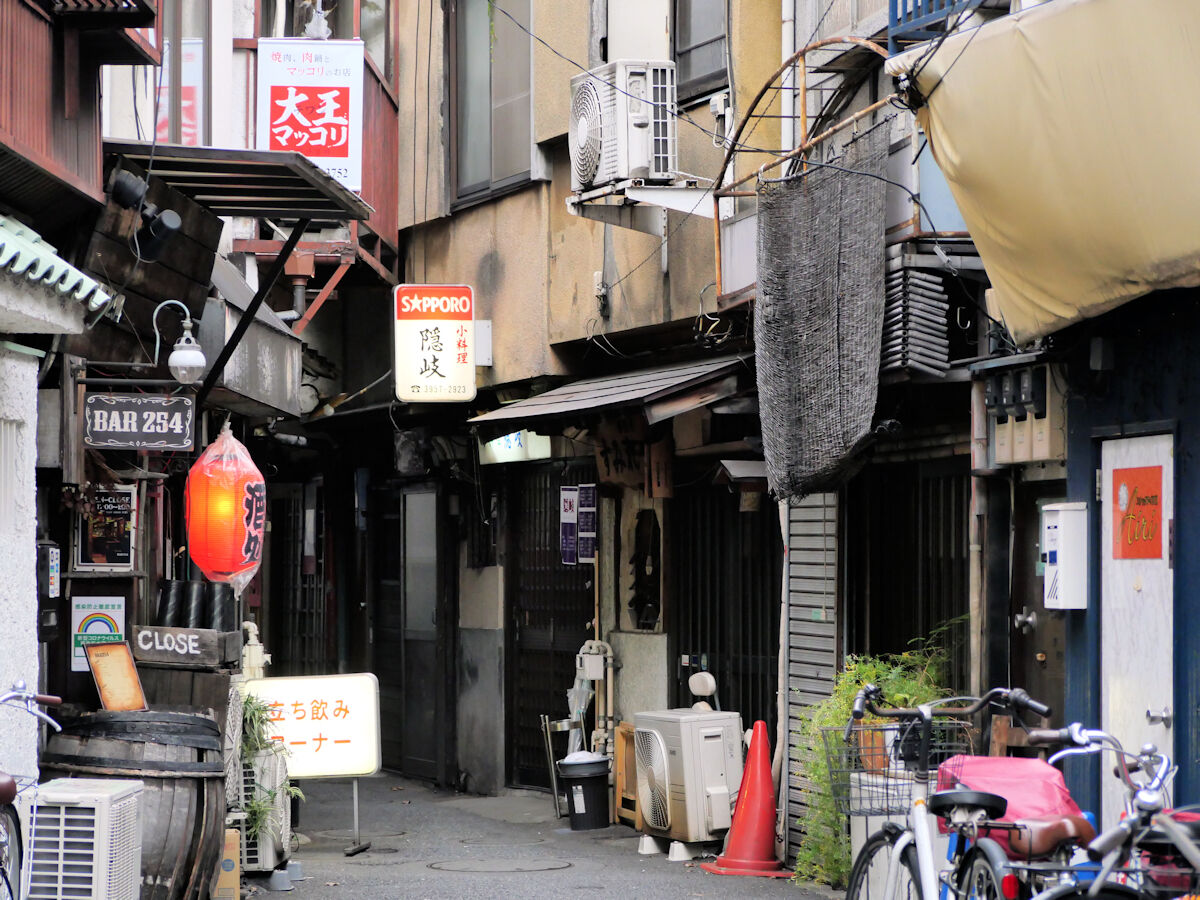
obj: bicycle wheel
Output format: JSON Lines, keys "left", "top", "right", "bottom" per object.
{"left": 959, "top": 850, "right": 1004, "bottom": 900}
{"left": 0, "top": 803, "right": 20, "bottom": 900}
{"left": 847, "top": 828, "right": 923, "bottom": 900}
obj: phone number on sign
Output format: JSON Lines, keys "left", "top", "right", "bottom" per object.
{"left": 407, "top": 384, "right": 472, "bottom": 395}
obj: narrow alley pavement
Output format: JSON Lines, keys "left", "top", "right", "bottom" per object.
{"left": 253, "top": 770, "right": 829, "bottom": 900}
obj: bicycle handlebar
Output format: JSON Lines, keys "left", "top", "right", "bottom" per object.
{"left": 1088, "top": 820, "right": 1134, "bottom": 862}
{"left": 1027, "top": 727, "right": 1072, "bottom": 746}
{"left": 1, "top": 681, "right": 63, "bottom": 731}
{"left": 844, "top": 684, "right": 1052, "bottom": 742}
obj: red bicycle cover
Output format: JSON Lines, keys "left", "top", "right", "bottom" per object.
{"left": 936, "top": 755, "right": 1083, "bottom": 857}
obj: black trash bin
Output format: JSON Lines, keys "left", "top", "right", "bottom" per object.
{"left": 557, "top": 757, "right": 611, "bottom": 830}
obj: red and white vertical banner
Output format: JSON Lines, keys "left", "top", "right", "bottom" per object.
{"left": 256, "top": 38, "right": 364, "bottom": 191}
{"left": 156, "top": 39, "right": 205, "bottom": 146}
{"left": 393, "top": 284, "right": 476, "bottom": 402}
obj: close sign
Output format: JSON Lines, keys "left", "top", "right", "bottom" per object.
{"left": 394, "top": 284, "right": 476, "bottom": 402}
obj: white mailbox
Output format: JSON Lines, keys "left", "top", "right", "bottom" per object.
{"left": 1042, "top": 502, "right": 1088, "bottom": 609}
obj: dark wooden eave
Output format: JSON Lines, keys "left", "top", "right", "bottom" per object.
{"left": 37, "top": 0, "right": 156, "bottom": 28}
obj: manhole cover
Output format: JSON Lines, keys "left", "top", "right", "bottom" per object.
{"left": 315, "top": 829, "right": 407, "bottom": 840}
{"left": 428, "top": 859, "right": 573, "bottom": 873}
{"left": 460, "top": 838, "right": 545, "bottom": 847}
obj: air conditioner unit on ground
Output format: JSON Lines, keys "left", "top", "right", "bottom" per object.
{"left": 240, "top": 751, "right": 291, "bottom": 873}
{"left": 634, "top": 709, "right": 743, "bottom": 843}
{"left": 570, "top": 60, "right": 678, "bottom": 192}
{"left": 27, "top": 777, "right": 142, "bottom": 900}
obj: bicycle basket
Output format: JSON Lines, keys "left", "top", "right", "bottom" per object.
{"left": 821, "top": 721, "right": 975, "bottom": 817}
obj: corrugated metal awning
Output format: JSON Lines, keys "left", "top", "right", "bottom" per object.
{"left": 0, "top": 213, "right": 113, "bottom": 315}
{"left": 103, "top": 141, "right": 373, "bottom": 221}
{"left": 469, "top": 353, "right": 752, "bottom": 437}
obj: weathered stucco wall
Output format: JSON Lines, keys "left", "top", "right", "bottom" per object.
{"left": 412, "top": 186, "right": 564, "bottom": 386}
{"left": 610, "top": 631, "right": 670, "bottom": 719}
{"left": 533, "top": 0, "right": 590, "bottom": 145}
{"left": 0, "top": 348, "right": 42, "bottom": 783}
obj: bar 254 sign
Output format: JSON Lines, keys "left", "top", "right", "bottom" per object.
{"left": 84, "top": 394, "right": 194, "bottom": 451}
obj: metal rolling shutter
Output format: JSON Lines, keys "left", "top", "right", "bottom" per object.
{"left": 784, "top": 492, "right": 838, "bottom": 865}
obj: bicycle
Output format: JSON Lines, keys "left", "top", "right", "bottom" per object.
{"left": 832, "top": 683, "right": 1057, "bottom": 900}
{"left": 0, "top": 680, "right": 61, "bottom": 900}
{"left": 1023, "top": 723, "right": 1200, "bottom": 900}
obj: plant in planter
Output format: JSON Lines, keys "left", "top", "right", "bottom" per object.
{"left": 791, "top": 644, "right": 951, "bottom": 888}
{"left": 239, "top": 692, "right": 303, "bottom": 866}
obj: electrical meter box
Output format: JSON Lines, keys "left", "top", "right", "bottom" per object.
{"left": 1041, "top": 502, "right": 1088, "bottom": 609}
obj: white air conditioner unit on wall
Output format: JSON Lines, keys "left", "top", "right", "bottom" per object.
{"left": 27, "top": 778, "right": 142, "bottom": 900}
{"left": 569, "top": 60, "right": 678, "bottom": 192}
{"left": 634, "top": 709, "right": 743, "bottom": 843}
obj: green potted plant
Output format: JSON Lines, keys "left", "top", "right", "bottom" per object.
{"left": 791, "top": 644, "right": 951, "bottom": 888}
{"left": 239, "top": 693, "right": 303, "bottom": 869}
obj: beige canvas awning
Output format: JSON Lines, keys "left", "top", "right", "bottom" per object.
{"left": 889, "top": 0, "right": 1200, "bottom": 344}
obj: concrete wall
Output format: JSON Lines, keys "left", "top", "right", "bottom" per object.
{"left": 0, "top": 348, "right": 42, "bottom": 784}
{"left": 533, "top": 0, "right": 590, "bottom": 145}
{"left": 457, "top": 550, "right": 505, "bottom": 794}
{"left": 410, "top": 187, "right": 565, "bottom": 386}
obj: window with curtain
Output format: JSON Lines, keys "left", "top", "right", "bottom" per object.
{"left": 453, "top": 0, "right": 532, "bottom": 200}
{"left": 674, "top": 0, "right": 726, "bottom": 100}
{"left": 360, "top": 0, "right": 392, "bottom": 76}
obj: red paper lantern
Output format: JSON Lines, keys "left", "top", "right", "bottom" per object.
{"left": 185, "top": 424, "right": 266, "bottom": 591}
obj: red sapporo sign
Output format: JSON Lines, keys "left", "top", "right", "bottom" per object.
{"left": 393, "top": 284, "right": 476, "bottom": 403}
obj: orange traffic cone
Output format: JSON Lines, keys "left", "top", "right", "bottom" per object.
{"left": 701, "top": 720, "right": 790, "bottom": 877}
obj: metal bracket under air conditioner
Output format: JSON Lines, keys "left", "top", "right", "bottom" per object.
{"left": 566, "top": 178, "right": 713, "bottom": 235}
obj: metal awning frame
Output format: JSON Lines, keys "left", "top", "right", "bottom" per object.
{"left": 103, "top": 141, "right": 372, "bottom": 221}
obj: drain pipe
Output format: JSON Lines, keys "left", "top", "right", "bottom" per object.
{"left": 781, "top": 0, "right": 796, "bottom": 152}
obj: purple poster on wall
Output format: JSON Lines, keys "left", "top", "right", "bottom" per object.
{"left": 560, "top": 486, "right": 579, "bottom": 566}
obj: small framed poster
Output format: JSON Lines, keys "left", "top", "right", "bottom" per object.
{"left": 74, "top": 485, "right": 138, "bottom": 572}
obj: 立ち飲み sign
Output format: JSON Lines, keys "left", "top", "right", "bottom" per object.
{"left": 243, "top": 673, "right": 380, "bottom": 779}
{"left": 394, "top": 284, "right": 476, "bottom": 402}
{"left": 256, "top": 38, "right": 364, "bottom": 191}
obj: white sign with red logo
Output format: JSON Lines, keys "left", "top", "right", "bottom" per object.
{"left": 256, "top": 38, "right": 364, "bottom": 191}
{"left": 394, "top": 284, "right": 476, "bottom": 402}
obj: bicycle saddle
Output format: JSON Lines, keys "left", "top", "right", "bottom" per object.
{"left": 1009, "top": 815, "right": 1096, "bottom": 858}
{"left": 0, "top": 774, "right": 15, "bottom": 805}
{"left": 928, "top": 789, "right": 1008, "bottom": 820}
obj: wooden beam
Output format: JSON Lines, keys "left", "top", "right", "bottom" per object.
{"left": 293, "top": 261, "right": 352, "bottom": 336}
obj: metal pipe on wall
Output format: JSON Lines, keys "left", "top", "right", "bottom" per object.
{"left": 781, "top": 0, "right": 795, "bottom": 152}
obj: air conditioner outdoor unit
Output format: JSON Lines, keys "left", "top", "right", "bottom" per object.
{"left": 634, "top": 709, "right": 743, "bottom": 843}
{"left": 240, "top": 750, "right": 292, "bottom": 873}
{"left": 569, "top": 60, "right": 678, "bottom": 192}
{"left": 27, "top": 778, "right": 142, "bottom": 900}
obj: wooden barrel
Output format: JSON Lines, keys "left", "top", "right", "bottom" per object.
{"left": 42, "top": 710, "right": 227, "bottom": 900}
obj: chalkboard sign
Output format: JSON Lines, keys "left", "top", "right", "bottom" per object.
{"left": 84, "top": 393, "right": 194, "bottom": 450}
